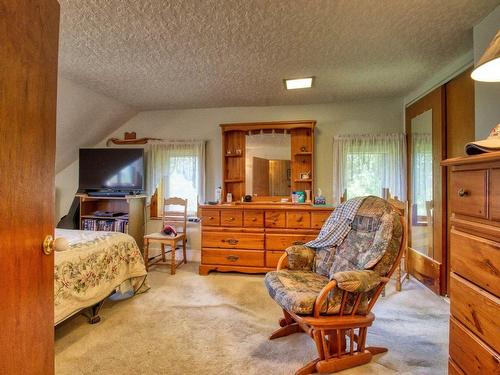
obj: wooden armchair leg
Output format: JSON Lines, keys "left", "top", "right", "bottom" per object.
{"left": 366, "top": 346, "right": 388, "bottom": 355}
{"left": 270, "top": 323, "right": 301, "bottom": 340}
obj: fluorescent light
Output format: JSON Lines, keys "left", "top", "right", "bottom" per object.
{"left": 284, "top": 77, "right": 314, "bottom": 90}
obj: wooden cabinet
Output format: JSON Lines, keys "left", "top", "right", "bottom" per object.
{"left": 199, "top": 204, "right": 333, "bottom": 275}
{"left": 442, "top": 153, "right": 500, "bottom": 374}
{"left": 78, "top": 194, "right": 146, "bottom": 250}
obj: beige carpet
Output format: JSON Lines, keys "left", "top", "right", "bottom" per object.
{"left": 55, "top": 263, "right": 449, "bottom": 375}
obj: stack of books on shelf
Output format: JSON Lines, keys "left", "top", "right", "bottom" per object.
{"left": 81, "top": 217, "right": 129, "bottom": 233}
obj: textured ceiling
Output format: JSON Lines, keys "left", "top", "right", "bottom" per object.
{"left": 58, "top": 0, "right": 500, "bottom": 110}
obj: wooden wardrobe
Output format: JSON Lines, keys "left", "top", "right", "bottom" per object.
{"left": 405, "top": 67, "right": 475, "bottom": 295}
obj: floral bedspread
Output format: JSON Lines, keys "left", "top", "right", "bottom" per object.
{"left": 54, "top": 229, "right": 147, "bottom": 324}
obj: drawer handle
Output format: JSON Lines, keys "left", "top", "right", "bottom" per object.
{"left": 296, "top": 216, "right": 303, "bottom": 222}
{"left": 222, "top": 238, "right": 239, "bottom": 245}
{"left": 458, "top": 188, "right": 469, "bottom": 197}
{"left": 226, "top": 217, "right": 235, "bottom": 221}
{"left": 226, "top": 255, "right": 239, "bottom": 262}
{"left": 293, "top": 241, "right": 305, "bottom": 245}
{"left": 251, "top": 218, "right": 257, "bottom": 222}
{"left": 208, "top": 216, "right": 215, "bottom": 220}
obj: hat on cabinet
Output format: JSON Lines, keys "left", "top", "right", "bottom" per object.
{"left": 465, "top": 124, "right": 500, "bottom": 155}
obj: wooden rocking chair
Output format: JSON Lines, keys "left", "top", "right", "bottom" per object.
{"left": 264, "top": 196, "right": 406, "bottom": 375}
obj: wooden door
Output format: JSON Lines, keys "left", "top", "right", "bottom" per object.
{"left": 0, "top": 1, "right": 59, "bottom": 373}
{"left": 252, "top": 157, "right": 270, "bottom": 196}
{"left": 406, "top": 87, "right": 446, "bottom": 295}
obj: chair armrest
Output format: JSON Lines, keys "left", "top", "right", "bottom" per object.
{"left": 331, "top": 270, "right": 381, "bottom": 293}
{"left": 284, "top": 245, "right": 316, "bottom": 271}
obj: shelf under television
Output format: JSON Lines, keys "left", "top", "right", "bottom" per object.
{"left": 81, "top": 215, "right": 129, "bottom": 220}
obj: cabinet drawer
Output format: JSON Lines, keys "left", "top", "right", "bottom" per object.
{"left": 286, "top": 212, "right": 311, "bottom": 228}
{"left": 490, "top": 168, "right": 500, "bottom": 222}
{"left": 220, "top": 209, "right": 243, "bottom": 227}
{"left": 450, "top": 170, "right": 488, "bottom": 219}
{"left": 202, "top": 232, "right": 264, "bottom": 249}
{"left": 266, "top": 233, "right": 317, "bottom": 250}
{"left": 265, "top": 211, "right": 286, "bottom": 228}
{"left": 449, "top": 317, "right": 500, "bottom": 375}
{"left": 450, "top": 273, "right": 500, "bottom": 353}
{"left": 311, "top": 211, "right": 331, "bottom": 229}
{"left": 450, "top": 229, "right": 500, "bottom": 297}
{"left": 244, "top": 210, "right": 264, "bottom": 227}
{"left": 202, "top": 249, "right": 264, "bottom": 267}
{"left": 201, "top": 209, "right": 220, "bottom": 226}
{"left": 266, "top": 251, "right": 285, "bottom": 269}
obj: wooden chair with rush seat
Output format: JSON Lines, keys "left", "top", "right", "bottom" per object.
{"left": 264, "top": 196, "right": 406, "bottom": 375}
{"left": 143, "top": 197, "right": 188, "bottom": 275}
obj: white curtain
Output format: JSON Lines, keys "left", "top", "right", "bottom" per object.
{"left": 333, "top": 133, "right": 407, "bottom": 202}
{"left": 147, "top": 141, "right": 205, "bottom": 214}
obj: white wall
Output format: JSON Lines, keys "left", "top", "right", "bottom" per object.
{"left": 473, "top": 5, "right": 500, "bottom": 140}
{"left": 56, "top": 77, "right": 137, "bottom": 172}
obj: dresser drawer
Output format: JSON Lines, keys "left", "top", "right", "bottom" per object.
{"left": 266, "top": 233, "right": 316, "bottom": 250}
{"left": 450, "top": 272, "right": 500, "bottom": 353}
{"left": 311, "top": 211, "right": 331, "bottom": 229}
{"left": 490, "top": 168, "right": 500, "bottom": 222}
{"left": 202, "top": 232, "right": 264, "bottom": 249}
{"left": 266, "top": 251, "right": 285, "bottom": 269}
{"left": 450, "top": 170, "right": 488, "bottom": 219}
{"left": 450, "top": 228, "right": 500, "bottom": 297}
{"left": 449, "top": 317, "right": 500, "bottom": 375}
{"left": 220, "top": 209, "right": 243, "bottom": 227}
{"left": 201, "top": 209, "right": 220, "bottom": 226}
{"left": 202, "top": 249, "right": 264, "bottom": 267}
{"left": 265, "top": 211, "right": 286, "bottom": 228}
{"left": 243, "top": 210, "right": 264, "bottom": 227}
{"left": 286, "top": 212, "right": 311, "bottom": 228}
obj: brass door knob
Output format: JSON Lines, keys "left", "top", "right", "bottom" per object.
{"left": 43, "top": 235, "right": 54, "bottom": 255}
{"left": 458, "top": 188, "right": 468, "bottom": 197}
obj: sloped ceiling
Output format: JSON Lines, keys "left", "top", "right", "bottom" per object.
{"left": 57, "top": 0, "right": 500, "bottom": 110}
{"left": 56, "top": 77, "right": 137, "bottom": 172}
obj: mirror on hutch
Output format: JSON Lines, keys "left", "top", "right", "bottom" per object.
{"left": 221, "top": 120, "right": 315, "bottom": 203}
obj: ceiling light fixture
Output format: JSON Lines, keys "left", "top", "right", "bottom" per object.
{"left": 471, "top": 30, "right": 500, "bottom": 82}
{"left": 284, "top": 77, "right": 314, "bottom": 90}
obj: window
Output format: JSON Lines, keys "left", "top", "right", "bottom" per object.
{"left": 333, "top": 134, "right": 406, "bottom": 202}
{"left": 147, "top": 141, "right": 205, "bottom": 215}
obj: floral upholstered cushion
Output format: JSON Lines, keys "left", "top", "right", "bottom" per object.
{"left": 264, "top": 270, "right": 367, "bottom": 315}
{"left": 329, "top": 196, "right": 400, "bottom": 278}
{"left": 286, "top": 245, "right": 316, "bottom": 271}
{"left": 313, "top": 246, "right": 336, "bottom": 276}
{"left": 332, "top": 270, "right": 381, "bottom": 293}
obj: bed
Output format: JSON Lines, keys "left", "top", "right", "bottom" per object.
{"left": 54, "top": 229, "right": 148, "bottom": 325}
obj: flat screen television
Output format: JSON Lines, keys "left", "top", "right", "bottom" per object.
{"left": 79, "top": 148, "right": 144, "bottom": 193}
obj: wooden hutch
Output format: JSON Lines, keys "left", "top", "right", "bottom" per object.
{"left": 200, "top": 120, "right": 333, "bottom": 275}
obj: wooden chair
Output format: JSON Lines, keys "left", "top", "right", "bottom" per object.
{"left": 143, "top": 197, "right": 188, "bottom": 275}
{"left": 386, "top": 193, "right": 409, "bottom": 292}
{"left": 264, "top": 197, "right": 407, "bottom": 375}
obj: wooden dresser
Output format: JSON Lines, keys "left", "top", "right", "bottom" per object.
{"left": 199, "top": 204, "right": 333, "bottom": 275}
{"left": 442, "top": 153, "right": 500, "bottom": 375}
